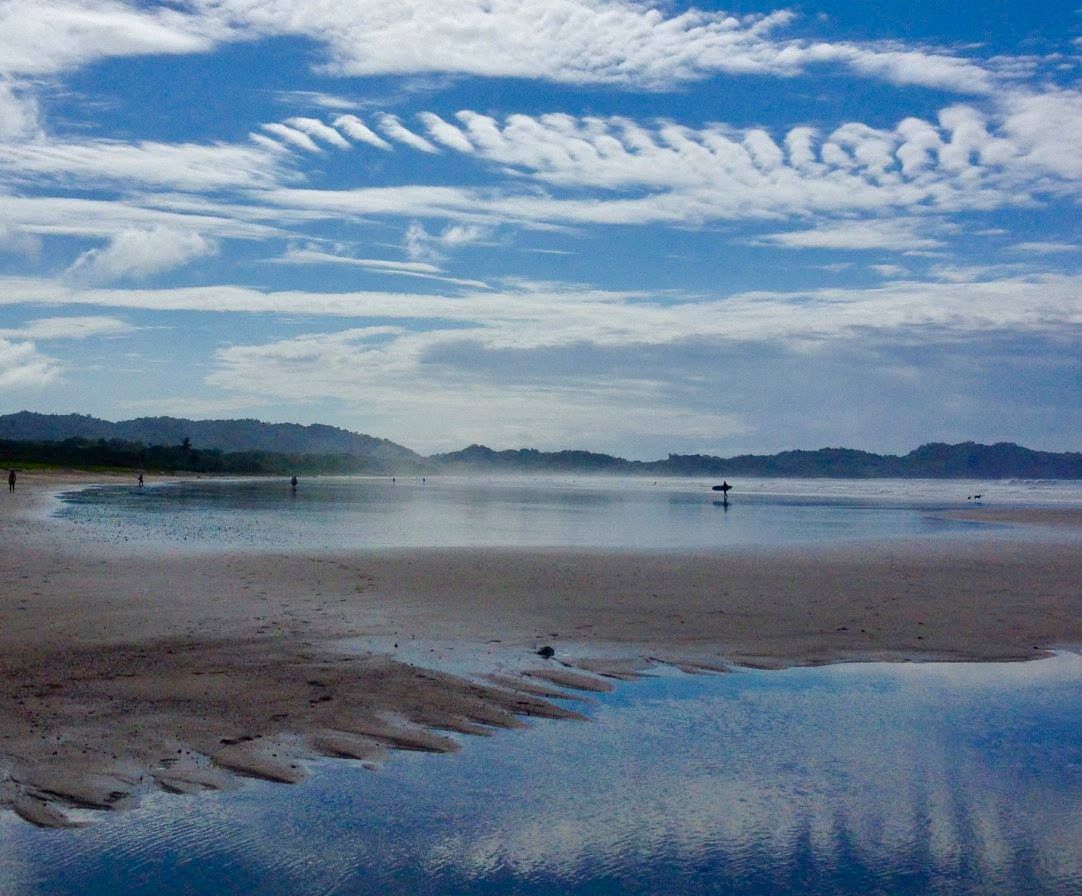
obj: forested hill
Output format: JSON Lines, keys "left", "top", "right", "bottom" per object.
{"left": 2, "top": 412, "right": 1078, "bottom": 478}
{"left": 0, "top": 411, "right": 425, "bottom": 470}
{"left": 434, "top": 442, "right": 1082, "bottom": 479}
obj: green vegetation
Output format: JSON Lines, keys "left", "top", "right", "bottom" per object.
{"left": 0, "top": 411, "right": 426, "bottom": 470}
{"left": 0, "top": 437, "right": 395, "bottom": 476}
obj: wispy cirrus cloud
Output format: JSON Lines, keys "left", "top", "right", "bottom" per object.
{"left": 758, "top": 219, "right": 947, "bottom": 252}
{"left": 1, "top": 270, "right": 1077, "bottom": 344}
{"left": 273, "top": 246, "right": 490, "bottom": 289}
{"left": 1009, "top": 241, "right": 1078, "bottom": 254}
{"left": 0, "top": 314, "right": 134, "bottom": 340}
{"left": 0, "top": 194, "right": 280, "bottom": 242}
{"left": 274, "top": 90, "right": 357, "bottom": 111}
{"left": 0, "top": 137, "right": 285, "bottom": 191}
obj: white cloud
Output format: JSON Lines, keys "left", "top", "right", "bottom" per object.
{"left": 0, "top": 0, "right": 223, "bottom": 77}
{"left": 2, "top": 269, "right": 1077, "bottom": 345}
{"left": 1009, "top": 241, "right": 1077, "bottom": 254}
{"left": 191, "top": 263, "right": 1080, "bottom": 448}
{"left": 403, "top": 221, "right": 491, "bottom": 263}
{"left": 0, "top": 315, "right": 133, "bottom": 340}
{"left": 284, "top": 117, "right": 351, "bottom": 149}
{"left": 0, "top": 194, "right": 280, "bottom": 242}
{"left": 0, "top": 266, "right": 1076, "bottom": 449}
{"left": 999, "top": 88, "right": 1082, "bottom": 181}
{"left": 438, "top": 224, "right": 488, "bottom": 247}
{"left": 0, "top": 337, "right": 59, "bottom": 388}
{"left": 252, "top": 101, "right": 1079, "bottom": 233}
{"left": 0, "top": 220, "right": 40, "bottom": 258}
{"left": 418, "top": 112, "right": 474, "bottom": 153}
{"left": 205, "top": 326, "right": 751, "bottom": 451}
{"left": 332, "top": 114, "right": 392, "bottom": 150}
{"left": 274, "top": 246, "right": 490, "bottom": 288}
{"left": 869, "top": 264, "right": 907, "bottom": 278}
{"left": 377, "top": 114, "right": 438, "bottom": 153}
{"left": 189, "top": 1, "right": 996, "bottom": 94}
{"left": 0, "top": 78, "right": 40, "bottom": 139}
{"left": 844, "top": 47, "right": 992, "bottom": 94}
{"left": 927, "top": 263, "right": 1031, "bottom": 283}
{"left": 199, "top": 1, "right": 799, "bottom": 87}
{"left": 404, "top": 221, "right": 436, "bottom": 263}
{"left": 67, "top": 227, "right": 218, "bottom": 282}
{"left": 0, "top": 137, "right": 285, "bottom": 191}
{"left": 760, "top": 220, "right": 944, "bottom": 251}
{"left": 260, "top": 122, "right": 323, "bottom": 153}
{"left": 0, "top": 87, "right": 1074, "bottom": 274}
{"left": 0, "top": 0, "right": 1030, "bottom": 112}
{"left": 275, "top": 90, "right": 357, "bottom": 110}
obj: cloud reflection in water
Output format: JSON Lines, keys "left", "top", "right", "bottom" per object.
{"left": 3, "top": 655, "right": 1079, "bottom": 896}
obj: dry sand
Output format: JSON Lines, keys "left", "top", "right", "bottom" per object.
{"left": 1, "top": 471, "right": 1079, "bottom": 826}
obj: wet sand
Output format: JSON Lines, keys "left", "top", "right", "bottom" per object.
{"left": 941, "top": 506, "right": 1082, "bottom": 528}
{"left": 1, "top": 472, "right": 1079, "bottom": 826}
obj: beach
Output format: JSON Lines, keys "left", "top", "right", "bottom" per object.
{"left": 1, "top": 472, "right": 1079, "bottom": 827}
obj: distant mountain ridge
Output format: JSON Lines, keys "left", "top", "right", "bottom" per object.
{"left": 2, "top": 412, "right": 1079, "bottom": 478}
{"left": 0, "top": 411, "right": 426, "bottom": 471}
{"left": 435, "top": 442, "right": 1082, "bottom": 479}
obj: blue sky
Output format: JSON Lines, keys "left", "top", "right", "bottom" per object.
{"left": 0, "top": 1, "right": 1078, "bottom": 457}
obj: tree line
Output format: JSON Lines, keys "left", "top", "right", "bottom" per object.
{"left": 0, "top": 437, "right": 388, "bottom": 475}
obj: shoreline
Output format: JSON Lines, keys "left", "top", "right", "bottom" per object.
{"left": 2, "top": 471, "right": 1080, "bottom": 827}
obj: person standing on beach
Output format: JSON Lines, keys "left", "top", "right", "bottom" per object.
{"left": 7, "top": 470, "right": 15, "bottom": 493}
{"left": 290, "top": 475, "right": 298, "bottom": 489}
{"left": 138, "top": 473, "right": 144, "bottom": 488}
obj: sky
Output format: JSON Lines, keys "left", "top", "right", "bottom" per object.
{"left": 0, "top": 1, "right": 1078, "bottom": 458}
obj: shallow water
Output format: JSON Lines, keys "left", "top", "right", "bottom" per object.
{"left": 2, "top": 655, "right": 1079, "bottom": 895}
{"left": 52, "top": 475, "right": 1081, "bottom": 552}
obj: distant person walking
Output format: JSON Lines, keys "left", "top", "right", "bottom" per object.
{"left": 290, "top": 475, "right": 298, "bottom": 489}
{"left": 137, "top": 473, "right": 144, "bottom": 488}
{"left": 7, "top": 470, "right": 15, "bottom": 493}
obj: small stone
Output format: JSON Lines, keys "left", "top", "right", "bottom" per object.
{"left": 537, "top": 645, "right": 556, "bottom": 659}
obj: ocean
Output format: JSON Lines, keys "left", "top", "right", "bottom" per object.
{"left": 51, "top": 474, "right": 1082, "bottom": 552}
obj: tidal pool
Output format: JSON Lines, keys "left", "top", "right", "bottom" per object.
{"left": 2, "top": 654, "right": 1079, "bottom": 895}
